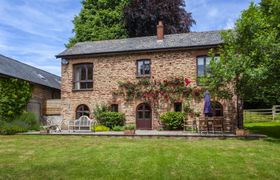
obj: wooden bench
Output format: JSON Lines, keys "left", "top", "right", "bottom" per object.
{"left": 68, "top": 116, "right": 96, "bottom": 132}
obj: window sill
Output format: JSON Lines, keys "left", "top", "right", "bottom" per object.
{"left": 136, "top": 75, "right": 151, "bottom": 78}
{"left": 72, "top": 88, "right": 93, "bottom": 92}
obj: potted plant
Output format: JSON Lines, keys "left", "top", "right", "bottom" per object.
{"left": 124, "top": 124, "right": 136, "bottom": 135}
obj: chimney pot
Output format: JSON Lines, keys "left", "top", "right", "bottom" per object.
{"left": 157, "top": 21, "right": 164, "bottom": 40}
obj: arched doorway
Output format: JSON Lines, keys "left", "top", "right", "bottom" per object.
{"left": 136, "top": 103, "right": 152, "bottom": 130}
{"left": 211, "top": 101, "right": 223, "bottom": 117}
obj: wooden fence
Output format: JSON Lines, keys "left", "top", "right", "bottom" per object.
{"left": 44, "top": 99, "right": 61, "bottom": 115}
{"left": 243, "top": 105, "right": 280, "bottom": 123}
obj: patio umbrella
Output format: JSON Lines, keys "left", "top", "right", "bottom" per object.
{"left": 204, "top": 90, "right": 212, "bottom": 117}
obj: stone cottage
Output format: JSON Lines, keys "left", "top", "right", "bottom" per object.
{"left": 57, "top": 22, "right": 238, "bottom": 131}
{"left": 0, "top": 54, "right": 61, "bottom": 120}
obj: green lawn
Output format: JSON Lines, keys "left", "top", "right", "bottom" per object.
{"left": 245, "top": 121, "right": 280, "bottom": 139}
{"left": 0, "top": 134, "right": 280, "bottom": 180}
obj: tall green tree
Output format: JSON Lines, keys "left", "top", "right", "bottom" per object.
{"left": 67, "top": 0, "right": 129, "bottom": 48}
{"left": 0, "top": 78, "right": 32, "bottom": 122}
{"left": 205, "top": 0, "right": 280, "bottom": 126}
{"left": 124, "top": 0, "right": 195, "bottom": 37}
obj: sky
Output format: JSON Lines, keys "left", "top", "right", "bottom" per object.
{"left": 0, "top": 0, "right": 261, "bottom": 76}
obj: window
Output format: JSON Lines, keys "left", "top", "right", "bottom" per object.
{"left": 111, "top": 104, "right": 119, "bottom": 112}
{"left": 73, "top": 63, "right": 93, "bottom": 90}
{"left": 137, "top": 59, "right": 151, "bottom": 76}
{"left": 211, "top": 101, "right": 223, "bottom": 117}
{"left": 174, "top": 102, "right": 182, "bottom": 112}
{"left": 197, "top": 56, "right": 219, "bottom": 84}
{"left": 76, "top": 104, "right": 90, "bottom": 119}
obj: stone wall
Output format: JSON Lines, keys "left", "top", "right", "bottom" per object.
{"left": 27, "top": 84, "right": 61, "bottom": 120}
{"left": 61, "top": 48, "right": 237, "bottom": 130}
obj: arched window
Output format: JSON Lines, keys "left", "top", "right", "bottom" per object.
{"left": 76, "top": 104, "right": 90, "bottom": 119}
{"left": 211, "top": 101, "right": 223, "bottom": 116}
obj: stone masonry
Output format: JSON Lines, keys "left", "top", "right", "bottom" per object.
{"left": 61, "top": 48, "right": 237, "bottom": 131}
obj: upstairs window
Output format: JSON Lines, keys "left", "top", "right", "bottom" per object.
{"left": 73, "top": 64, "right": 93, "bottom": 90}
{"left": 197, "top": 56, "right": 219, "bottom": 85}
{"left": 137, "top": 59, "right": 151, "bottom": 77}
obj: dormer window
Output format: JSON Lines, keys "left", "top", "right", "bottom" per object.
{"left": 73, "top": 63, "right": 93, "bottom": 90}
{"left": 137, "top": 59, "right": 151, "bottom": 77}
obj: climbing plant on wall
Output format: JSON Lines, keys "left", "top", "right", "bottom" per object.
{"left": 113, "top": 77, "right": 203, "bottom": 115}
{"left": 0, "top": 78, "right": 32, "bottom": 122}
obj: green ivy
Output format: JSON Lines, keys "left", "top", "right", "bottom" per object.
{"left": 0, "top": 78, "right": 32, "bottom": 122}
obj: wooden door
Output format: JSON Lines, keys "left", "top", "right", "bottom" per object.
{"left": 136, "top": 103, "right": 152, "bottom": 130}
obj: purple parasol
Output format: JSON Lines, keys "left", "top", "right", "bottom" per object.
{"left": 204, "top": 90, "right": 212, "bottom": 116}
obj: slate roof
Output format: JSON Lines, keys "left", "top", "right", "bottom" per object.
{"left": 57, "top": 30, "right": 223, "bottom": 58}
{"left": 0, "top": 55, "right": 60, "bottom": 90}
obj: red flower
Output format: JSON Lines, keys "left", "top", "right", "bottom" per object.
{"left": 185, "top": 78, "right": 191, "bottom": 86}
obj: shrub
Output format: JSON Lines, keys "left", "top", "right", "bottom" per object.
{"left": 91, "top": 125, "right": 110, "bottom": 132}
{"left": 124, "top": 124, "right": 136, "bottom": 130}
{"left": 98, "top": 112, "right": 125, "bottom": 129}
{"left": 93, "top": 104, "right": 108, "bottom": 121}
{"left": 160, "top": 112, "right": 186, "bottom": 130}
{"left": 15, "top": 111, "right": 39, "bottom": 130}
{"left": 0, "top": 78, "right": 32, "bottom": 122}
{"left": 0, "top": 121, "right": 29, "bottom": 135}
{"left": 112, "top": 125, "right": 125, "bottom": 131}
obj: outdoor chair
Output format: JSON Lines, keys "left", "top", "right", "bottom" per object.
{"left": 68, "top": 116, "right": 96, "bottom": 132}
{"left": 184, "top": 119, "right": 197, "bottom": 133}
{"left": 212, "top": 117, "right": 224, "bottom": 134}
{"left": 44, "top": 117, "right": 64, "bottom": 132}
{"left": 197, "top": 119, "right": 209, "bottom": 134}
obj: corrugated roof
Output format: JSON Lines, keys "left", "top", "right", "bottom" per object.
{"left": 57, "top": 30, "right": 223, "bottom": 58}
{"left": 0, "top": 54, "right": 60, "bottom": 90}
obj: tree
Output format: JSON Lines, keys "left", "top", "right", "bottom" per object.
{"left": 67, "top": 0, "right": 129, "bottom": 48}
{"left": 124, "top": 0, "right": 195, "bottom": 37}
{"left": 0, "top": 78, "right": 32, "bottom": 122}
{"left": 205, "top": 0, "right": 280, "bottom": 126}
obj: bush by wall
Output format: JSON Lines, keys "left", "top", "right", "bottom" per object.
{"left": 0, "top": 121, "right": 29, "bottom": 135}
{"left": 0, "top": 78, "right": 32, "bottom": 122}
{"left": 15, "top": 111, "right": 40, "bottom": 130}
{"left": 98, "top": 112, "right": 125, "bottom": 129}
{"left": 160, "top": 112, "right": 186, "bottom": 130}
{"left": 112, "top": 125, "right": 125, "bottom": 131}
{"left": 91, "top": 125, "right": 110, "bottom": 132}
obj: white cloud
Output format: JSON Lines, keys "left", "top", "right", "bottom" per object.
{"left": 0, "top": 0, "right": 81, "bottom": 76}
{"left": 224, "top": 18, "right": 235, "bottom": 30}
{"left": 186, "top": 0, "right": 260, "bottom": 31}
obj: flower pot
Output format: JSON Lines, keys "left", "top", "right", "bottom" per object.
{"left": 235, "top": 129, "right": 249, "bottom": 136}
{"left": 124, "top": 130, "right": 135, "bottom": 135}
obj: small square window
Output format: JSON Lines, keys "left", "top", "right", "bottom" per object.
{"left": 137, "top": 59, "right": 151, "bottom": 76}
{"left": 111, "top": 104, "right": 118, "bottom": 112}
{"left": 174, "top": 102, "right": 182, "bottom": 112}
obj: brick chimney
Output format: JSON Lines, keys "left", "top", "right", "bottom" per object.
{"left": 157, "top": 21, "right": 164, "bottom": 40}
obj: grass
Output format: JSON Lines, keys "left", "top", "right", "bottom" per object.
{"left": 245, "top": 121, "right": 280, "bottom": 139}
{"left": 243, "top": 112, "right": 280, "bottom": 123}
{"left": 0, "top": 134, "right": 280, "bottom": 180}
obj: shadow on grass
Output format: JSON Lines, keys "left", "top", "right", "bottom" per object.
{"left": 245, "top": 122, "right": 280, "bottom": 143}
